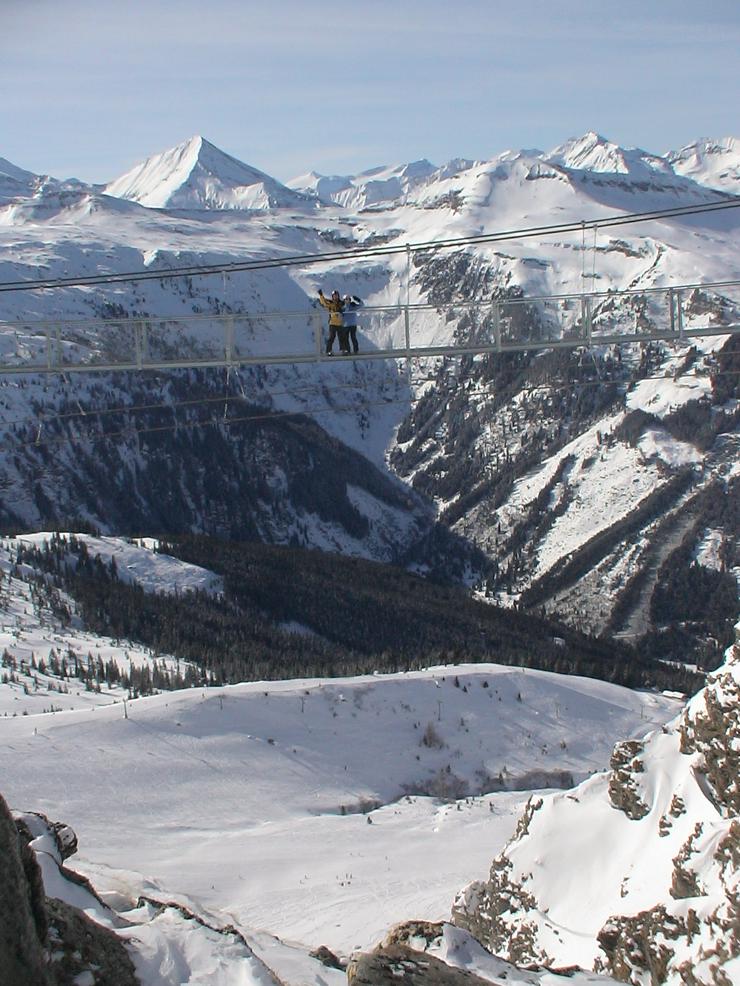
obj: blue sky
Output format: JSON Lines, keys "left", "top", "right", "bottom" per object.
{"left": 2, "top": 0, "right": 739, "bottom": 183}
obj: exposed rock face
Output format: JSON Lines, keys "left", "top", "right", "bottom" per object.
{"left": 679, "top": 653, "right": 740, "bottom": 816}
{"left": 452, "top": 856, "right": 547, "bottom": 967}
{"left": 43, "top": 897, "right": 140, "bottom": 986}
{"left": 1, "top": 795, "right": 138, "bottom": 986}
{"left": 451, "top": 628, "right": 740, "bottom": 985}
{"left": 347, "top": 943, "right": 494, "bottom": 985}
{"left": 0, "top": 792, "right": 50, "bottom": 986}
{"left": 607, "top": 740, "right": 649, "bottom": 820}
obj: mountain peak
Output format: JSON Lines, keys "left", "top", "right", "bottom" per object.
{"left": 546, "top": 132, "right": 672, "bottom": 177}
{"left": 667, "top": 136, "right": 740, "bottom": 191}
{"left": 0, "top": 156, "right": 39, "bottom": 184}
{"left": 103, "top": 137, "right": 305, "bottom": 211}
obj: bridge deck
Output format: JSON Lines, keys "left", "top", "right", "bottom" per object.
{"left": 0, "top": 280, "right": 738, "bottom": 375}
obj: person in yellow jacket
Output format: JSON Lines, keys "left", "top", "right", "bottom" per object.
{"left": 318, "top": 289, "right": 348, "bottom": 355}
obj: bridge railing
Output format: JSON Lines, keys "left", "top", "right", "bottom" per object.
{"left": 0, "top": 280, "right": 738, "bottom": 373}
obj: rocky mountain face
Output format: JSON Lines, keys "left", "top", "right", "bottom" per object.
{"left": 0, "top": 793, "right": 137, "bottom": 986}
{"left": 451, "top": 625, "right": 740, "bottom": 985}
{"left": 0, "top": 131, "right": 737, "bottom": 663}
{"left": 0, "top": 367, "right": 442, "bottom": 566}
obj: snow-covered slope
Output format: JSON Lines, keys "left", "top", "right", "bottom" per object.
{"left": 452, "top": 627, "right": 740, "bottom": 985}
{"left": 288, "top": 158, "right": 439, "bottom": 209}
{"left": 668, "top": 137, "right": 740, "bottom": 192}
{"left": 0, "top": 130, "right": 738, "bottom": 649}
{"left": 105, "top": 135, "right": 308, "bottom": 211}
{"left": 0, "top": 637, "right": 681, "bottom": 956}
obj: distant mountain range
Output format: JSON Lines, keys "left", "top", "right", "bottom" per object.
{"left": 1, "top": 130, "right": 738, "bottom": 217}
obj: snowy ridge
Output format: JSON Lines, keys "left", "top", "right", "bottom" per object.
{"left": 668, "top": 137, "right": 740, "bottom": 192}
{"left": 452, "top": 627, "right": 740, "bottom": 985}
{"left": 546, "top": 131, "right": 674, "bottom": 177}
{"left": 288, "top": 159, "right": 439, "bottom": 209}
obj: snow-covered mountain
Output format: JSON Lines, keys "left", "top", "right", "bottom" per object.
{"left": 104, "top": 135, "right": 309, "bottom": 211}
{"left": 452, "top": 625, "right": 740, "bottom": 985}
{"left": 668, "top": 136, "right": 740, "bottom": 192}
{"left": 546, "top": 131, "right": 674, "bottom": 177}
{"left": 288, "top": 158, "right": 441, "bottom": 209}
{"left": 0, "top": 130, "right": 737, "bottom": 666}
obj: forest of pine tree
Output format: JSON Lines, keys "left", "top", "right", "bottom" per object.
{"left": 13, "top": 534, "right": 703, "bottom": 695}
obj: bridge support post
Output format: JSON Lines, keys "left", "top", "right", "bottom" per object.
{"left": 224, "top": 317, "right": 235, "bottom": 366}
{"left": 669, "top": 288, "right": 676, "bottom": 335}
{"left": 676, "top": 290, "right": 684, "bottom": 341}
{"left": 493, "top": 303, "right": 501, "bottom": 351}
{"left": 134, "top": 321, "right": 144, "bottom": 369}
{"left": 313, "top": 313, "right": 323, "bottom": 361}
{"left": 581, "top": 295, "right": 593, "bottom": 347}
{"left": 46, "top": 330, "right": 53, "bottom": 371}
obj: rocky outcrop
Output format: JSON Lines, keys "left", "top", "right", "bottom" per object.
{"left": 349, "top": 920, "right": 610, "bottom": 985}
{"left": 452, "top": 856, "right": 549, "bottom": 967}
{"left": 608, "top": 740, "right": 649, "bottom": 820}
{"left": 43, "top": 897, "right": 140, "bottom": 986}
{"left": 679, "top": 655, "right": 740, "bottom": 816}
{"left": 347, "top": 943, "right": 493, "bottom": 985}
{"left": 0, "top": 792, "right": 50, "bottom": 986}
{"left": 451, "top": 627, "right": 740, "bottom": 985}
{"left": 0, "top": 794, "right": 138, "bottom": 986}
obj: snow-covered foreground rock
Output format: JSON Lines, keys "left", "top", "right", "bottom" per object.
{"left": 452, "top": 627, "right": 740, "bottom": 985}
{"left": 4, "top": 797, "right": 623, "bottom": 985}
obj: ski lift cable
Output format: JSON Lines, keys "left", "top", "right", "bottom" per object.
{"left": 0, "top": 198, "right": 738, "bottom": 295}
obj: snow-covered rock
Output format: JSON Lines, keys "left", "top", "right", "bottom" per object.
{"left": 452, "top": 626, "right": 740, "bottom": 985}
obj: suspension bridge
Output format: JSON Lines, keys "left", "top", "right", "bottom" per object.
{"left": 0, "top": 278, "right": 737, "bottom": 376}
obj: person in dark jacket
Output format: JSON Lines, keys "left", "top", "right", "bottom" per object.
{"left": 318, "top": 289, "right": 345, "bottom": 354}
{"left": 342, "top": 295, "right": 363, "bottom": 354}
